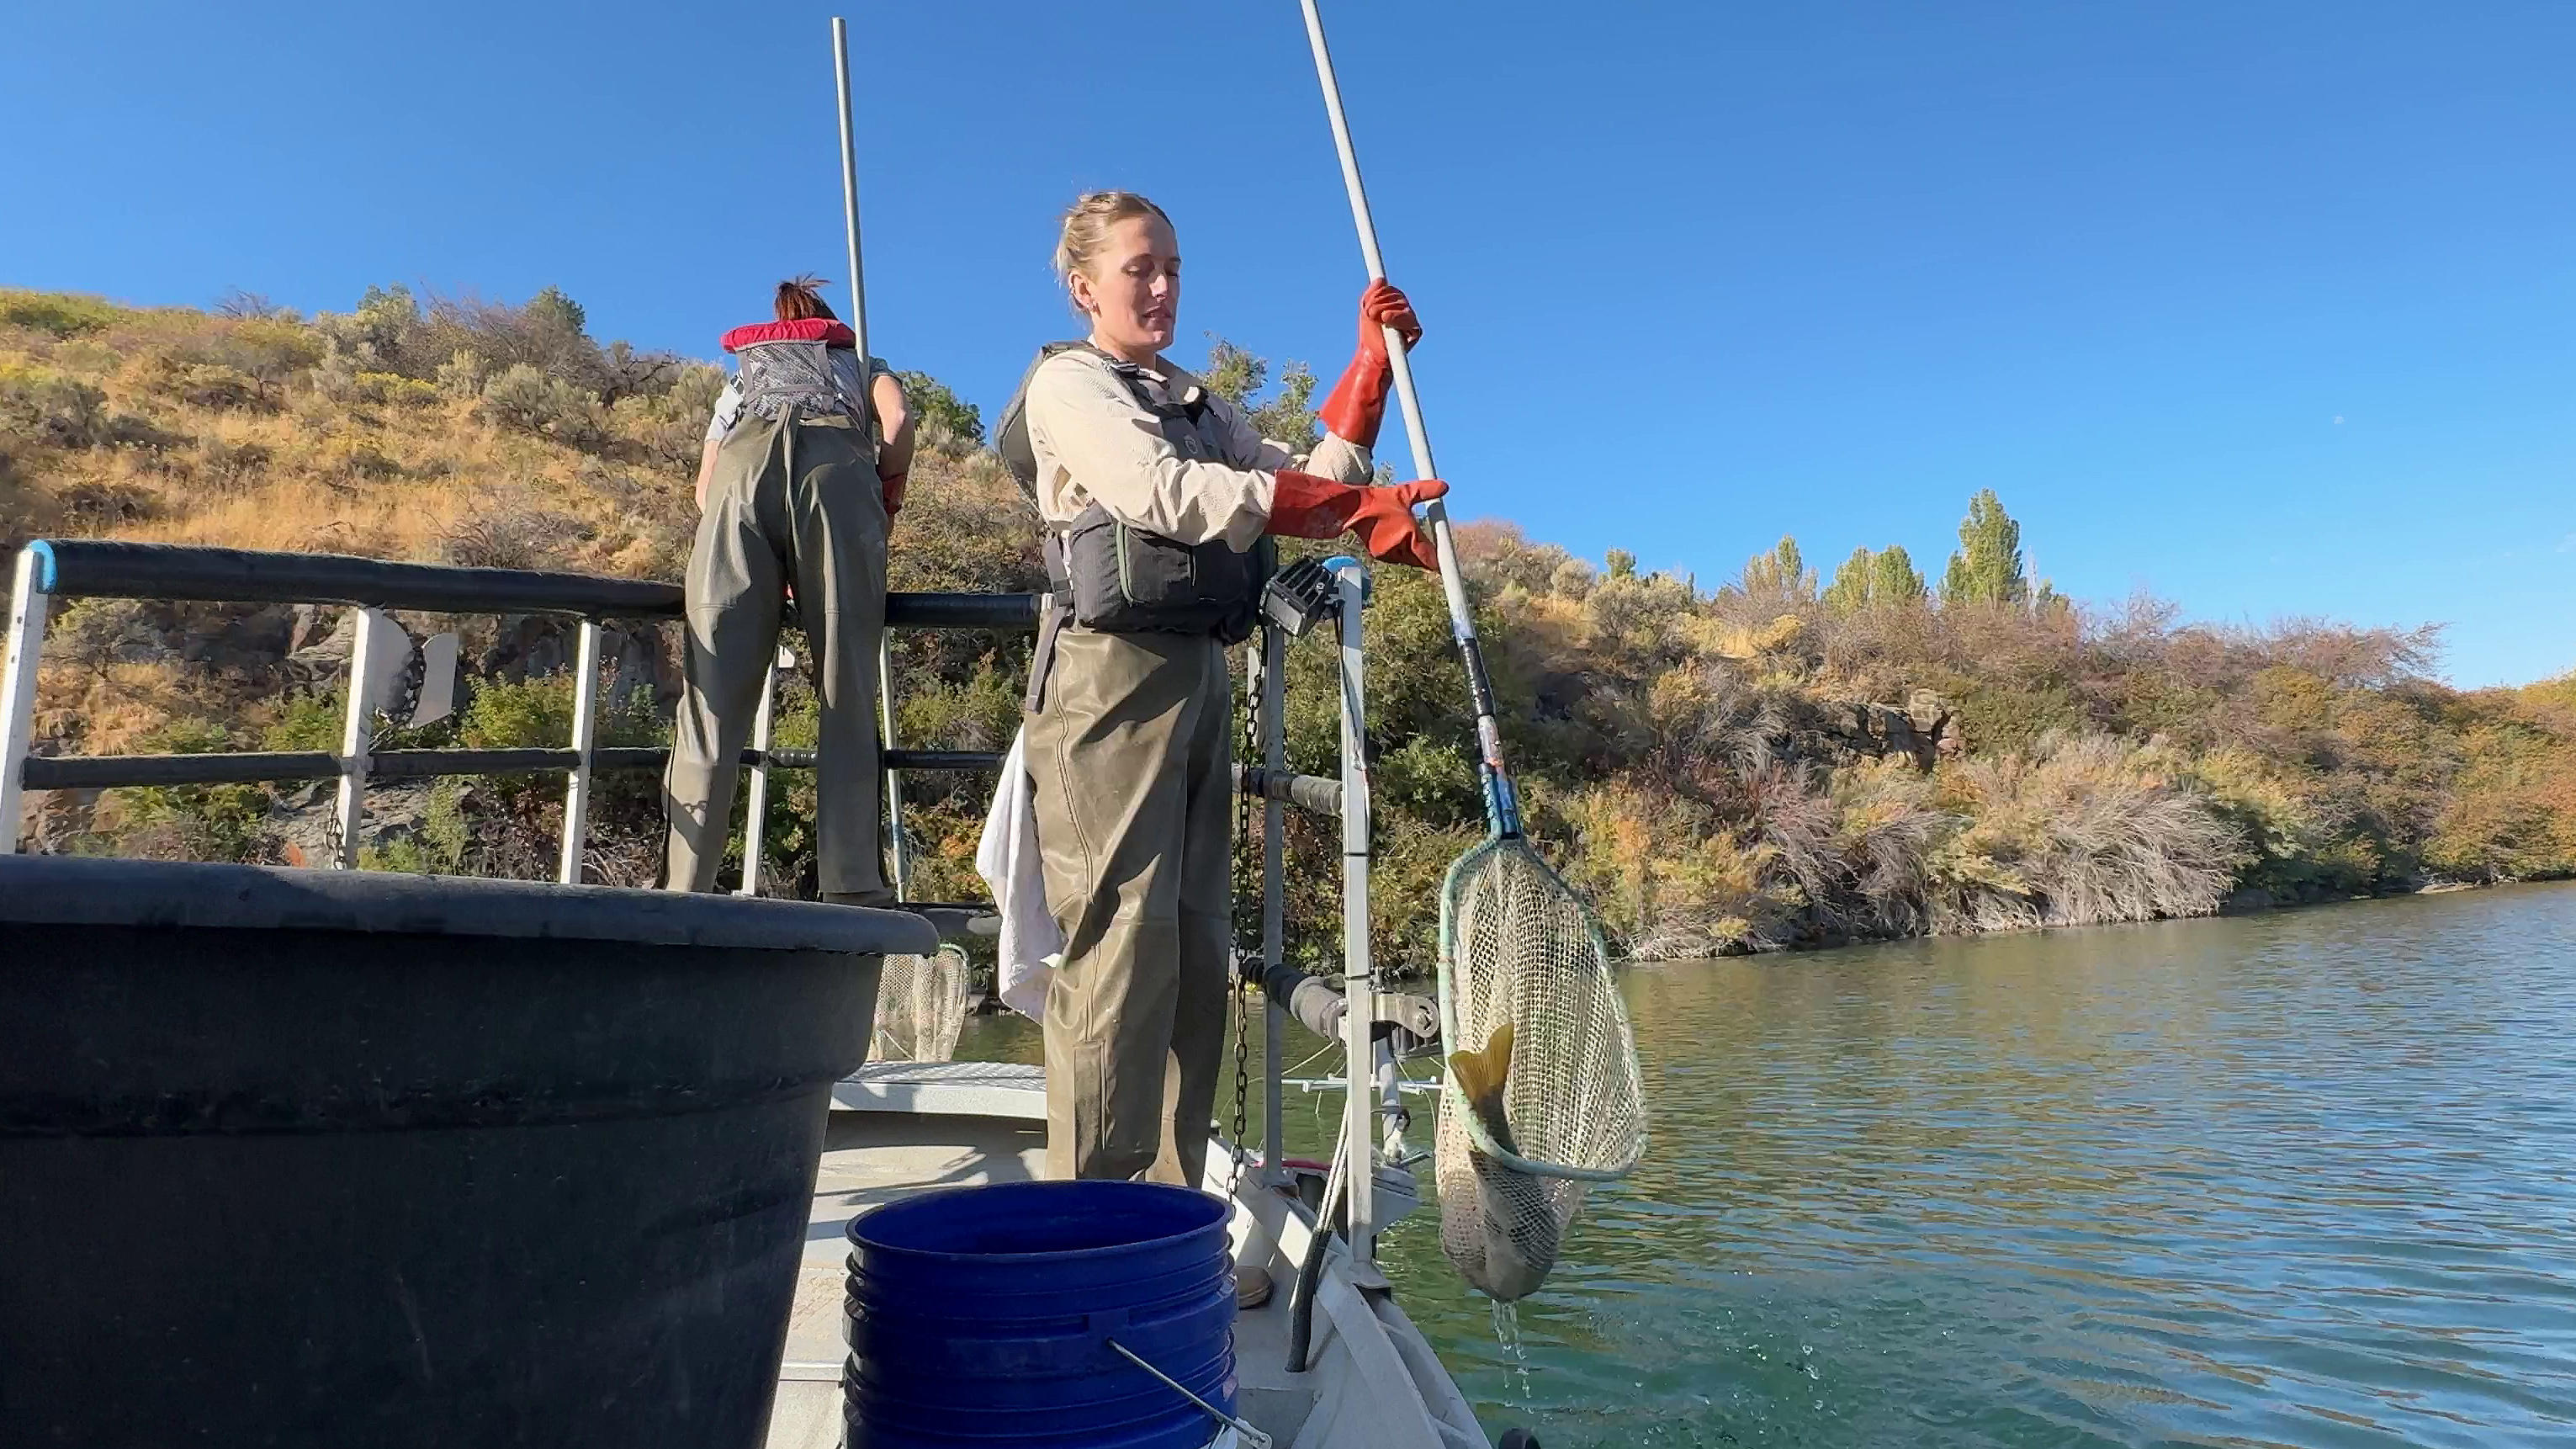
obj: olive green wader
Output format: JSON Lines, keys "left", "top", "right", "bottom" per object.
{"left": 1025, "top": 624, "right": 1236, "bottom": 1186}
{"left": 662, "top": 409, "right": 890, "bottom": 907}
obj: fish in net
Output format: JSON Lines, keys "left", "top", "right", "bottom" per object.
{"left": 870, "top": 944, "right": 972, "bottom": 1064}
{"left": 1436, "top": 839, "right": 1646, "bottom": 1303}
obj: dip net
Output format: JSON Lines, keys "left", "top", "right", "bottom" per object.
{"left": 1435, "top": 838, "right": 1647, "bottom": 1302}
{"left": 871, "top": 945, "right": 972, "bottom": 1064}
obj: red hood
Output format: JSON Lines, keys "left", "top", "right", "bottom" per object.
{"left": 721, "top": 318, "right": 855, "bottom": 353}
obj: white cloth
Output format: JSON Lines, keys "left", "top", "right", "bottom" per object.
{"left": 975, "top": 727, "right": 1061, "bottom": 1021}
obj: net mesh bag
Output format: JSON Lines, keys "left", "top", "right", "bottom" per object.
{"left": 1435, "top": 838, "right": 1646, "bottom": 1302}
{"left": 870, "top": 944, "right": 972, "bottom": 1064}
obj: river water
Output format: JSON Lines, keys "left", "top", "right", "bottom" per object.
{"left": 962, "top": 881, "right": 2576, "bottom": 1448}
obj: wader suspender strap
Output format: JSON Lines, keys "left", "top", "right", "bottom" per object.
{"left": 1020, "top": 348, "right": 1231, "bottom": 713}
{"left": 1023, "top": 597, "right": 1062, "bottom": 714}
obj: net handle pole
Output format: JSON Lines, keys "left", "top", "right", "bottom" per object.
{"left": 830, "top": 17, "right": 873, "bottom": 410}
{"left": 1296, "top": 0, "right": 1521, "bottom": 840}
{"left": 835, "top": 16, "right": 908, "bottom": 904}
{"left": 736, "top": 654, "right": 781, "bottom": 897}
{"left": 1333, "top": 560, "right": 1375, "bottom": 1264}
{"left": 879, "top": 632, "right": 910, "bottom": 900}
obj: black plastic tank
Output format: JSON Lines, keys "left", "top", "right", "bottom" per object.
{"left": 0, "top": 855, "right": 934, "bottom": 1449}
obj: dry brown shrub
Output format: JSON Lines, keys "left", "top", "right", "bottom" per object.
{"left": 439, "top": 500, "right": 592, "bottom": 571}
{"left": 1931, "top": 731, "right": 2242, "bottom": 932}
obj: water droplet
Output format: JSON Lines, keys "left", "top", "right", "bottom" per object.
{"left": 1490, "top": 1298, "right": 1534, "bottom": 1404}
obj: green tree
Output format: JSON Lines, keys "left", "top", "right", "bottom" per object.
{"left": 1605, "top": 548, "right": 1638, "bottom": 580}
{"left": 1245, "top": 362, "right": 1317, "bottom": 454}
{"left": 1824, "top": 544, "right": 1927, "bottom": 613}
{"left": 1199, "top": 337, "right": 1264, "bottom": 405}
{"left": 351, "top": 284, "right": 422, "bottom": 358}
{"left": 898, "top": 370, "right": 985, "bottom": 450}
{"left": 524, "top": 285, "right": 588, "bottom": 342}
{"left": 1738, "top": 535, "right": 1815, "bottom": 602}
{"left": 1873, "top": 544, "right": 1927, "bottom": 605}
{"left": 1822, "top": 547, "right": 1876, "bottom": 613}
{"left": 1941, "top": 489, "right": 2027, "bottom": 606}
{"left": 1198, "top": 337, "right": 1317, "bottom": 453}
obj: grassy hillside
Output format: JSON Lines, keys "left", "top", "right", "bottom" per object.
{"left": 6, "top": 284, "right": 2573, "bottom": 971}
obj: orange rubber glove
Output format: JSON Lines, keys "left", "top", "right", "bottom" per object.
{"left": 1265, "top": 471, "right": 1447, "bottom": 571}
{"left": 1317, "top": 279, "right": 1422, "bottom": 449}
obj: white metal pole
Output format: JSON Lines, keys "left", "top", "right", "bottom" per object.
{"left": 331, "top": 608, "right": 392, "bottom": 870}
{"left": 557, "top": 620, "right": 602, "bottom": 884}
{"left": 0, "top": 547, "right": 50, "bottom": 854}
{"left": 1296, "top": 1, "right": 1458, "bottom": 608}
{"left": 1333, "top": 560, "right": 1375, "bottom": 1263}
{"left": 837, "top": 14, "right": 901, "bottom": 905}
{"left": 1296, "top": 0, "right": 1522, "bottom": 836}
{"left": 738, "top": 656, "right": 779, "bottom": 897}
{"left": 878, "top": 632, "right": 910, "bottom": 901}
{"left": 1260, "top": 625, "right": 1287, "bottom": 1186}
{"left": 831, "top": 17, "right": 873, "bottom": 401}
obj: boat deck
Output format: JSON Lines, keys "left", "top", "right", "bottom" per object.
{"left": 764, "top": 1062, "right": 1487, "bottom": 1449}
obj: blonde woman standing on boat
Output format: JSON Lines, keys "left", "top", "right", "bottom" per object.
{"left": 663, "top": 276, "right": 914, "bottom": 905}
{"left": 1002, "top": 191, "right": 1445, "bottom": 1187}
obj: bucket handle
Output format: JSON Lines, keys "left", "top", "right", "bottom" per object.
{"left": 1103, "top": 1336, "right": 1274, "bottom": 1449}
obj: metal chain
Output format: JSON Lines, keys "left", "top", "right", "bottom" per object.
{"left": 1225, "top": 638, "right": 1260, "bottom": 1198}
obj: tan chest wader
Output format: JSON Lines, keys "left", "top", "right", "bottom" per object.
{"left": 997, "top": 344, "right": 1272, "bottom": 1185}
{"left": 661, "top": 338, "right": 890, "bottom": 906}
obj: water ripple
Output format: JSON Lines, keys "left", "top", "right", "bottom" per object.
{"left": 1375, "top": 882, "right": 2576, "bottom": 1449}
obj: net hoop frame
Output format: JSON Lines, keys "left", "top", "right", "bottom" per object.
{"left": 871, "top": 942, "right": 972, "bottom": 1064}
{"left": 1435, "top": 834, "right": 1648, "bottom": 1183}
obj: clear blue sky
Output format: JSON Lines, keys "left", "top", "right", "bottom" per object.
{"left": 7, "top": 2, "right": 2571, "bottom": 685}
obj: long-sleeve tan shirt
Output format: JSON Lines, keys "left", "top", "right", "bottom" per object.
{"left": 1023, "top": 348, "right": 1374, "bottom": 549}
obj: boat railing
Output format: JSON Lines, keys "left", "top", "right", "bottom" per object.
{"left": 0, "top": 539, "right": 1031, "bottom": 875}
{"left": 3, "top": 536, "right": 1393, "bottom": 1255}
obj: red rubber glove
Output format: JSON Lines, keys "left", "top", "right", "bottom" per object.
{"left": 880, "top": 470, "right": 908, "bottom": 520}
{"left": 1317, "top": 279, "right": 1422, "bottom": 449}
{"left": 1264, "top": 471, "right": 1447, "bottom": 571}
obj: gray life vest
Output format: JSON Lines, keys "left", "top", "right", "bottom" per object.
{"left": 734, "top": 339, "right": 872, "bottom": 427}
{"left": 997, "top": 342, "right": 1273, "bottom": 642}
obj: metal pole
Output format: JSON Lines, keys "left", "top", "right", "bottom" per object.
{"left": 556, "top": 620, "right": 602, "bottom": 884}
{"left": 1332, "top": 560, "right": 1374, "bottom": 1263}
{"left": 831, "top": 16, "right": 873, "bottom": 411}
{"left": 331, "top": 608, "right": 393, "bottom": 869}
{"left": 0, "top": 547, "right": 51, "bottom": 854}
{"left": 737, "top": 656, "right": 779, "bottom": 897}
{"left": 1295, "top": 0, "right": 1522, "bottom": 839}
{"left": 878, "top": 632, "right": 910, "bottom": 900}
{"left": 837, "top": 14, "right": 898, "bottom": 903}
{"left": 1259, "top": 625, "right": 1287, "bottom": 1186}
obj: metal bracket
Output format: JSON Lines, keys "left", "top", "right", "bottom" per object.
{"left": 1370, "top": 990, "right": 1439, "bottom": 1043}
{"left": 1259, "top": 557, "right": 1342, "bottom": 638}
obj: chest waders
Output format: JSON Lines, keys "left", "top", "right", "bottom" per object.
{"left": 1001, "top": 347, "right": 1264, "bottom": 1186}
{"left": 661, "top": 337, "right": 892, "bottom": 909}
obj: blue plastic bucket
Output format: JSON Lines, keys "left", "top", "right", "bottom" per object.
{"left": 843, "top": 1180, "right": 1236, "bottom": 1448}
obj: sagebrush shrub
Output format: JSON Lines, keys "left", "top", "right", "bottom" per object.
{"left": 317, "top": 437, "right": 400, "bottom": 482}
{"left": 141, "top": 357, "right": 268, "bottom": 411}
{"left": 439, "top": 503, "right": 589, "bottom": 571}
{"left": 0, "top": 364, "right": 110, "bottom": 445}
{"left": 0, "top": 289, "right": 124, "bottom": 338}
{"left": 355, "top": 371, "right": 441, "bottom": 407}
{"left": 433, "top": 348, "right": 485, "bottom": 398}
{"left": 480, "top": 364, "right": 609, "bottom": 449}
